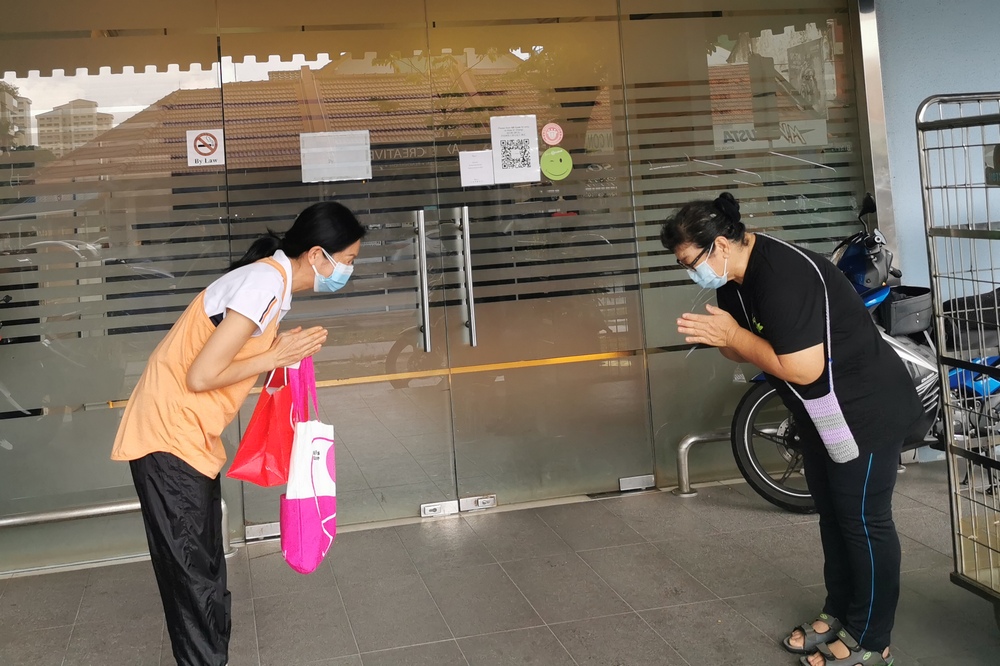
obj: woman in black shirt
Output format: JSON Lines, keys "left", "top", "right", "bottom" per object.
{"left": 660, "top": 193, "right": 921, "bottom": 666}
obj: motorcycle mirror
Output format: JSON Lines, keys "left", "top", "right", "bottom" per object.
{"left": 859, "top": 193, "right": 877, "bottom": 218}
{"left": 858, "top": 193, "right": 877, "bottom": 232}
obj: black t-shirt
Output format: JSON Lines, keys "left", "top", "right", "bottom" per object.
{"left": 716, "top": 234, "right": 923, "bottom": 450}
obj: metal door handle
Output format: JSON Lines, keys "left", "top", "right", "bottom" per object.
{"left": 457, "top": 205, "right": 478, "bottom": 347}
{"left": 415, "top": 210, "right": 432, "bottom": 353}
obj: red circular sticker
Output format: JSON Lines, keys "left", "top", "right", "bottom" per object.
{"left": 541, "top": 123, "right": 564, "bottom": 146}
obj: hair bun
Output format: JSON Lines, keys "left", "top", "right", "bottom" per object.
{"left": 714, "top": 192, "right": 741, "bottom": 224}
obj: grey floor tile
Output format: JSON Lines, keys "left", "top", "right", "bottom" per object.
{"left": 462, "top": 511, "right": 573, "bottom": 562}
{"left": 398, "top": 433, "right": 453, "bottom": 457}
{"left": 360, "top": 640, "right": 467, "bottom": 666}
{"left": 394, "top": 518, "right": 495, "bottom": 574}
{"left": 255, "top": 588, "right": 358, "bottom": 665}
{"left": 601, "top": 491, "right": 718, "bottom": 541}
{"left": 421, "top": 563, "right": 542, "bottom": 638}
{"left": 895, "top": 506, "right": 952, "bottom": 555}
{"left": 248, "top": 540, "right": 337, "bottom": 599}
{"left": 328, "top": 527, "right": 417, "bottom": 584}
{"left": 642, "top": 600, "right": 784, "bottom": 665}
{"left": 895, "top": 461, "right": 949, "bottom": 510}
{"left": 64, "top": 616, "right": 163, "bottom": 666}
{"left": 901, "top": 569, "right": 1000, "bottom": 641}
{"left": 891, "top": 580, "right": 1000, "bottom": 659}
{"left": 227, "top": 601, "right": 259, "bottom": 666}
{"left": 550, "top": 613, "right": 686, "bottom": 666}
{"left": 76, "top": 560, "right": 164, "bottom": 625}
{"left": 411, "top": 453, "right": 460, "bottom": 487}
{"left": 889, "top": 490, "right": 929, "bottom": 512}
{"left": 309, "top": 657, "right": 363, "bottom": 666}
{"left": 501, "top": 552, "right": 629, "bottom": 623}
{"left": 740, "top": 522, "right": 826, "bottom": 586}
{"left": 679, "top": 484, "right": 793, "bottom": 533}
{"left": 357, "top": 455, "right": 432, "bottom": 490}
{"left": 226, "top": 547, "right": 254, "bottom": 602}
{"left": 723, "top": 589, "right": 825, "bottom": 644}
{"left": 0, "top": 569, "right": 88, "bottom": 632}
{"left": 339, "top": 573, "right": 452, "bottom": 653}
{"left": 916, "top": 646, "right": 1000, "bottom": 665}
{"left": 579, "top": 542, "right": 716, "bottom": 610}
{"left": 458, "top": 627, "right": 575, "bottom": 666}
{"left": 727, "top": 482, "right": 820, "bottom": 525}
{"left": 534, "top": 501, "right": 646, "bottom": 551}
{"left": 654, "top": 532, "right": 800, "bottom": 598}
{"left": 0, "top": 625, "right": 71, "bottom": 666}
{"left": 341, "top": 437, "right": 411, "bottom": 464}
{"left": 339, "top": 489, "right": 389, "bottom": 525}
{"left": 337, "top": 456, "right": 373, "bottom": 493}
{"left": 899, "top": 533, "right": 953, "bottom": 572}
{"left": 374, "top": 481, "right": 445, "bottom": 520}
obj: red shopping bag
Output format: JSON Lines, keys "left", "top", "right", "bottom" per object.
{"left": 227, "top": 369, "right": 294, "bottom": 486}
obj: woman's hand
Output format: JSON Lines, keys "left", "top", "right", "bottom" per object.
{"left": 677, "top": 304, "right": 740, "bottom": 348}
{"left": 270, "top": 326, "right": 328, "bottom": 368}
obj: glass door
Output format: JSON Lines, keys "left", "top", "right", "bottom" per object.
{"left": 218, "top": 1, "right": 460, "bottom": 528}
{"left": 425, "top": 2, "right": 655, "bottom": 505}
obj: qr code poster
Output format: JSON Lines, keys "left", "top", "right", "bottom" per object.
{"left": 490, "top": 115, "right": 540, "bottom": 184}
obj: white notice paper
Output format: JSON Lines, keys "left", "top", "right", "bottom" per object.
{"left": 490, "top": 115, "right": 540, "bottom": 184}
{"left": 459, "top": 150, "right": 495, "bottom": 187}
{"left": 300, "top": 130, "right": 372, "bottom": 183}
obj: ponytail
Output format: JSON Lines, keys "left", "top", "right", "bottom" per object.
{"left": 228, "top": 201, "right": 366, "bottom": 272}
{"left": 229, "top": 230, "right": 282, "bottom": 270}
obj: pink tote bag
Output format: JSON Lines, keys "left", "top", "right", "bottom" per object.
{"left": 279, "top": 357, "right": 337, "bottom": 574}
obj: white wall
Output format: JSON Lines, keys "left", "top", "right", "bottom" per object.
{"left": 876, "top": 0, "right": 1000, "bottom": 286}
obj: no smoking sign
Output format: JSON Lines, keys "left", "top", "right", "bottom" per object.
{"left": 186, "top": 129, "right": 226, "bottom": 167}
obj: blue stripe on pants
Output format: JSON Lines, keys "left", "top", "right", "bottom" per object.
{"left": 859, "top": 453, "right": 875, "bottom": 644}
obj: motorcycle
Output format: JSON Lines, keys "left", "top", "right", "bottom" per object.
{"left": 731, "top": 193, "right": 1000, "bottom": 513}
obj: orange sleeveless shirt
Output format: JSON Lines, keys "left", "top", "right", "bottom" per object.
{"left": 111, "top": 258, "right": 286, "bottom": 478}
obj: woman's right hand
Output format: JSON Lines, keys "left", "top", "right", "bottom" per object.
{"left": 270, "top": 326, "right": 328, "bottom": 368}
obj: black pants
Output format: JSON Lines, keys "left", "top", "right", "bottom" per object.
{"left": 801, "top": 438, "right": 902, "bottom": 653}
{"left": 131, "top": 452, "right": 231, "bottom": 666}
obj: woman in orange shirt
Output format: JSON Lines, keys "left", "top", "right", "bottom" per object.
{"left": 112, "top": 201, "right": 365, "bottom": 666}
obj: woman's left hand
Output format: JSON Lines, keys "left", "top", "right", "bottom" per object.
{"left": 677, "top": 304, "right": 740, "bottom": 348}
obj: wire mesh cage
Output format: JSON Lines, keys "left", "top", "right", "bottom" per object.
{"left": 917, "top": 93, "right": 1000, "bottom": 625}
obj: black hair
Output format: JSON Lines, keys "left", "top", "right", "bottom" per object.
{"left": 659, "top": 191, "right": 747, "bottom": 253}
{"left": 229, "top": 201, "right": 366, "bottom": 271}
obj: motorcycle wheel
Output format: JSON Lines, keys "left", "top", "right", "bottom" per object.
{"left": 731, "top": 381, "right": 816, "bottom": 514}
{"left": 384, "top": 326, "right": 445, "bottom": 389}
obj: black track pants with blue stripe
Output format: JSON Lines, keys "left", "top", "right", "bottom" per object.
{"left": 802, "top": 438, "right": 903, "bottom": 652}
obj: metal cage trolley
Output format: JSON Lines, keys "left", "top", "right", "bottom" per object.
{"left": 917, "top": 92, "right": 1000, "bottom": 631}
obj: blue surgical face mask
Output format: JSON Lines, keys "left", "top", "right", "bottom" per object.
{"left": 687, "top": 243, "right": 728, "bottom": 290}
{"left": 312, "top": 248, "right": 354, "bottom": 293}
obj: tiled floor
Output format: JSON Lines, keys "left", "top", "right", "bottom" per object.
{"left": 2, "top": 461, "right": 999, "bottom": 665}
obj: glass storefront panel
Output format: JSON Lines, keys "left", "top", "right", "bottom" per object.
{"left": 621, "top": 0, "right": 870, "bottom": 481}
{"left": 425, "top": 2, "right": 655, "bottom": 504}
{"left": 215, "top": 3, "right": 456, "bottom": 527}
{"left": 1, "top": 0, "right": 877, "bottom": 573}
{"left": 0, "top": 10, "right": 235, "bottom": 571}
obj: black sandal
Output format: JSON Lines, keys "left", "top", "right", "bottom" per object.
{"left": 782, "top": 613, "right": 842, "bottom": 655}
{"left": 798, "top": 629, "right": 894, "bottom": 666}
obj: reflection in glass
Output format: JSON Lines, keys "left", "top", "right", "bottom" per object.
{"left": 0, "top": 53, "right": 237, "bottom": 572}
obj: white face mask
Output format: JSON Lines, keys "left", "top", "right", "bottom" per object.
{"left": 686, "top": 243, "right": 728, "bottom": 290}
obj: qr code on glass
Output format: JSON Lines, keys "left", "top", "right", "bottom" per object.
{"left": 500, "top": 139, "right": 532, "bottom": 169}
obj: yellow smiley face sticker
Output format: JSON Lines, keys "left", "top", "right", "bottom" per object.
{"left": 540, "top": 146, "right": 573, "bottom": 181}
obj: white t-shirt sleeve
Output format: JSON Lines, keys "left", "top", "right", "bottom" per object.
{"left": 203, "top": 263, "right": 285, "bottom": 335}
